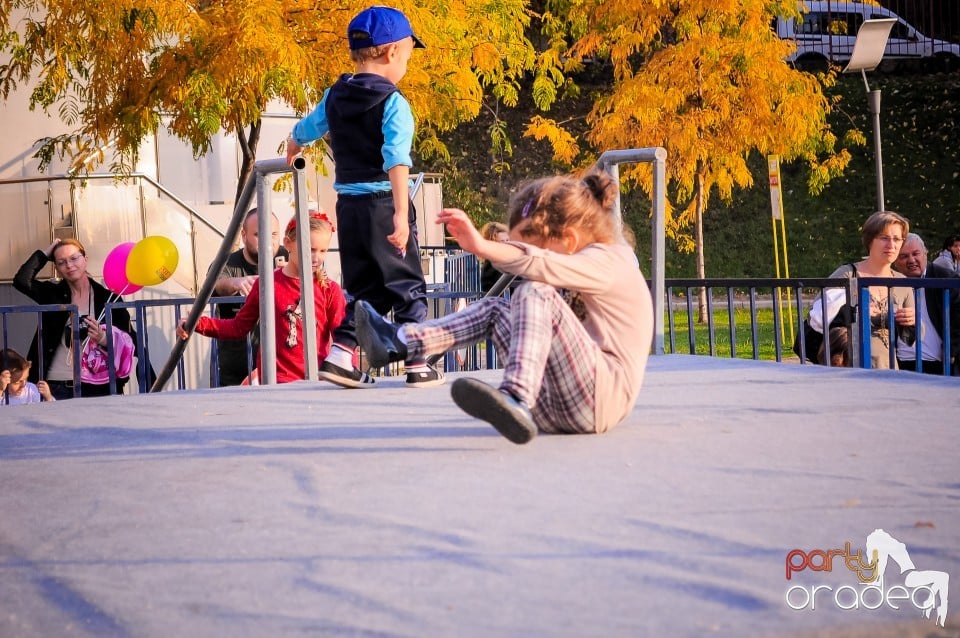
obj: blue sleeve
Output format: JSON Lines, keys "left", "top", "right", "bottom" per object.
{"left": 381, "top": 93, "right": 415, "bottom": 171}
{"left": 291, "top": 89, "right": 331, "bottom": 146}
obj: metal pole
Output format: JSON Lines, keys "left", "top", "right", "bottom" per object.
{"left": 150, "top": 175, "right": 257, "bottom": 391}
{"left": 650, "top": 148, "right": 667, "bottom": 356}
{"left": 596, "top": 147, "right": 668, "bottom": 355}
{"left": 869, "top": 89, "right": 884, "bottom": 212}
{"left": 291, "top": 157, "right": 318, "bottom": 380}
{"left": 847, "top": 274, "right": 861, "bottom": 369}
{"left": 151, "top": 157, "right": 297, "bottom": 392}
{"left": 255, "top": 170, "right": 277, "bottom": 385}
{"left": 861, "top": 69, "right": 885, "bottom": 212}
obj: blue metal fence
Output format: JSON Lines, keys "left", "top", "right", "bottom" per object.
{"left": 664, "top": 276, "right": 959, "bottom": 375}
{"left": 3, "top": 274, "right": 957, "bottom": 397}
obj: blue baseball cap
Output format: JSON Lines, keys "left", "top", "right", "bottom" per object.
{"left": 348, "top": 6, "right": 426, "bottom": 50}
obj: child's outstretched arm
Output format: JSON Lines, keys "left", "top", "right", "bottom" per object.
{"left": 176, "top": 319, "right": 194, "bottom": 341}
{"left": 438, "top": 208, "right": 523, "bottom": 263}
{"left": 179, "top": 281, "right": 262, "bottom": 342}
{"left": 286, "top": 90, "right": 331, "bottom": 166}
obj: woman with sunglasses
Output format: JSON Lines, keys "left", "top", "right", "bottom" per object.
{"left": 14, "top": 238, "right": 132, "bottom": 399}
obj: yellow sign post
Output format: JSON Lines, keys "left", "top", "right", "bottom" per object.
{"left": 768, "top": 155, "right": 794, "bottom": 346}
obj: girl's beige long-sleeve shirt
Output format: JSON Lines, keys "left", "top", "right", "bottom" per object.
{"left": 494, "top": 241, "right": 654, "bottom": 432}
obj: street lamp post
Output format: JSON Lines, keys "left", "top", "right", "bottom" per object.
{"left": 842, "top": 18, "right": 896, "bottom": 212}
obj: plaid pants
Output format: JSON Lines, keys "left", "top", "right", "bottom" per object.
{"left": 403, "top": 281, "right": 598, "bottom": 434}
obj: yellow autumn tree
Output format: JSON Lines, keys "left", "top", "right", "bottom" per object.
{"left": 0, "top": 0, "right": 556, "bottom": 199}
{"left": 527, "top": 0, "right": 864, "bottom": 318}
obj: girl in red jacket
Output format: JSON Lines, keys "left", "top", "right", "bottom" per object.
{"left": 178, "top": 213, "right": 346, "bottom": 384}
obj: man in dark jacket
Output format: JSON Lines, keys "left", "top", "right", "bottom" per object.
{"left": 207, "top": 208, "right": 281, "bottom": 386}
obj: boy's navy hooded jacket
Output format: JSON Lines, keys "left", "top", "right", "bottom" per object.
{"left": 324, "top": 73, "right": 401, "bottom": 184}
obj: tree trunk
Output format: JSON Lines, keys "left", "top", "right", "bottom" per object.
{"left": 695, "top": 162, "right": 708, "bottom": 323}
{"left": 234, "top": 119, "right": 262, "bottom": 204}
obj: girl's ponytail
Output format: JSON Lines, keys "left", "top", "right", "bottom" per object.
{"left": 581, "top": 172, "right": 615, "bottom": 211}
{"left": 507, "top": 170, "right": 619, "bottom": 245}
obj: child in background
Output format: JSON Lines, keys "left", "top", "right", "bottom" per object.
{"left": 818, "top": 327, "right": 853, "bottom": 368}
{"left": 285, "top": 5, "right": 441, "bottom": 389}
{"left": 177, "top": 213, "right": 346, "bottom": 384}
{"left": 1, "top": 348, "right": 54, "bottom": 404}
{"left": 479, "top": 221, "right": 511, "bottom": 294}
{"left": 355, "top": 171, "right": 654, "bottom": 444}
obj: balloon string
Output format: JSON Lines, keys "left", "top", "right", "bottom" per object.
{"left": 96, "top": 283, "right": 130, "bottom": 324}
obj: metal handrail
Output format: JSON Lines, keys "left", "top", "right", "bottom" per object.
{"left": 0, "top": 172, "right": 227, "bottom": 292}
{"left": 483, "top": 147, "right": 669, "bottom": 354}
{"left": 1, "top": 303, "right": 83, "bottom": 398}
{"left": 150, "top": 157, "right": 311, "bottom": 390}
{"left": 0, "top": 171, "right": 225, "bottom": 237}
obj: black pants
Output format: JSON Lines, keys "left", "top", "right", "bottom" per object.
{"left": 897, "top": 359, "right": 945, "bottom": 376}
{"left": 47, "top": 379, "right": 127, "bottom": 400}
{"left": 214, "top": 339, "right": 254, "bottom": 387}
{"left": 334, "top": 192, "right": 427, "bottom": 350}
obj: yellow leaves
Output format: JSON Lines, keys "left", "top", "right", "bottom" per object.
{"left": 531, "top": 74, "right": 557, "bottom": 112}
{"left": 472, "top": 41, "right": 503, "bottom": 75}
{"left": 415, "top": 127, "right": 451, "bottom": 163}
{"left": 524, "top": 115, "right": 581, "bottom": 167}
{"left": 524, "top": 0, "right": 857, "bottom": 263}
{"left": 4, "top": 0, "right": 858, "bottom": 240}
{"left": 668, "top": 199, "right": 699, "bottom": 253}
{"left": 844, "top": 129, "right": 867, "bottom": 147}
{"left": 570, "top": 1, "right": 847, "bottom": 200}
{"left": 2, "top": 0, "right": 541, "bottom": 178}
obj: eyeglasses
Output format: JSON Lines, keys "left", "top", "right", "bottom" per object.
{"left": 54, "top": 253, "right": 85, "bottom": 268}
{"left": 875, "top": 235, "right": 903, "bottom": 244}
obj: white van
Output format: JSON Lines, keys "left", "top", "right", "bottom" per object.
{"left": 774, "top": 1, "right": 960, "bottom": 71}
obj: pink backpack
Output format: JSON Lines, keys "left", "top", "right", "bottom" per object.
{"left": 80, "top": 326, "right": 135, "bottom": 385}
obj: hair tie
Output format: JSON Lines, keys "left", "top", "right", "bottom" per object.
{"left": 582, "top": 175, "right": 603, "bottom": 201}
{"left": 286, "top": 211, "right": 336, "bottom": 234}
{"left": 310, "top": 211, "right": 336, "bottom": 232}
{"left": 521, "top": 199, "right": 534, "bottom": 218}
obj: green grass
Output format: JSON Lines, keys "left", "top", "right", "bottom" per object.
{"left": 664, "top": 307, "right": 803, "bottom": 361}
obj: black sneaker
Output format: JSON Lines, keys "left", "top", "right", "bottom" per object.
{"left": 356, "top": 301, "right": 408, "bottom": 369}
{"left": 405, "top": 363, "right": 445, "bottom": 388}
{"left": 450, "top": 378, "right": 537, "bottom": 444}
{"left": 318, "top": 360, "right": 376, "bottom": 389}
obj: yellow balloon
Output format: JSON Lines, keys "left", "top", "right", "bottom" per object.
{"left": 126, "top": 236, "right": 179, "bottom": 287}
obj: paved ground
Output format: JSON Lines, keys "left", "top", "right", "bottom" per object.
{"left": 1, "top": 355, "right": 958, "bottom": 637}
